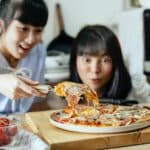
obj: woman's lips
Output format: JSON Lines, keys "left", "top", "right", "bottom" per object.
{"left": 90, "top": 79, "right": 101, "bottom": 84}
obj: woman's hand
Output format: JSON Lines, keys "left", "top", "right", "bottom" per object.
{"left": 0, "top": 74, "right": 48, "bottom": 100}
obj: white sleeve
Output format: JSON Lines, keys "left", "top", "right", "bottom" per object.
{"left": 128, "top": 73, "right": 150, "bottom": 103}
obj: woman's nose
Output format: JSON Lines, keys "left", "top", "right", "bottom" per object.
{"left": 91, "top": 62, "right": 101, "bottom": 73}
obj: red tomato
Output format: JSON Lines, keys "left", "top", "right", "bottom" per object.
{"left": 0, "top": 134, "right": 11, "bottom": 146}
{"left": 0, "top": 128, "right": 5, "bottom": 139}
{"left": 0, "top": 117, "right": 10, "bottom": 127}
{"left": 8, "top": 126, "right": 17, "bottom": 136}
{"left": 0, "top": 117, "right": 16, "bottom": 146}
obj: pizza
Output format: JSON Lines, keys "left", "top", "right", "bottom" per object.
{"left": 50, "top": 81, "right": 150, "bottom": 132}
{"left": 51, "top": 104, "right": 150, "bottom": 127}
{"left": 54, "top": 81, "right": 99, "bottom": 108}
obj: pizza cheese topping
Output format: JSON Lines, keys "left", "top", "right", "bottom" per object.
{"left": 51, "top": 103, "right": 150, "bottom": 127}
{"left": 52, "top": 81, "right": 150, "bottom": 127}
{"left": 54, "top": 81, "right": 99, "bottom": 109}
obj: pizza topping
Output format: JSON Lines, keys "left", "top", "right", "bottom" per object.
{"left": 0, "top": 118, "right": 10, "bottom": 127}
{"left": 54, "top": 81, "right": 99, "bottom": 111}
{"left": 52, "top": 82, "right": 150, "bottom": 128}
{"left": 51, "top": 104, "right": 150, "bottom": 127}
{"left": 65, "top": 85, "right": 82, "bottom": 96}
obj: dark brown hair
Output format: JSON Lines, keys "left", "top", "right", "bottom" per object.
{"left": 70, "top": 25, "right": 132, "bottom": 99}
{"left": 0, "top": 0, "right": 48, "bottom": 28}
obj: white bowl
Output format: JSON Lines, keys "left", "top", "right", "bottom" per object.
{"left": 45, "top": 51, "right": 70, "bottom": 70}
{"left": 44, "top": 71, "right": 70, "bottom": 82}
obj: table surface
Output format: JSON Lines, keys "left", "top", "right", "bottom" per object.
{"left": 18, "top": 110, "right": 150, "bottom": 150}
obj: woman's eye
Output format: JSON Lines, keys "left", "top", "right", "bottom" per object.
{"left": 82, "top": 57, "right": 91, "bottom": 63}
{"left": 17, "top": 27, "right": 28, "bottom": 32}
{"left": 101, "top": 56, "right": 112, "bottom": 63}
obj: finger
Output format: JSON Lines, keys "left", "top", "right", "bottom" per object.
{"left": 18, "top": 83, "right": 47, "bottom": 97}
{"left": 16, "top": 87, "right": 33, "bottom": 99}
{"left": 28, "top": 89, "right": 47, "bottom": 97}
{"left": 36, "top": 92, "right": 47, "bottom": 97}
{"left": 11, "top": 89, "right": 45, "bottom": 100}
{"left": 17, "top": 75, "right": 39, "bottom": 85}
{"left": 10, "top": 87, "right": 33, "bottom": 100}
{"left": 35, "top": 89, "right": 48, "bottom": 97}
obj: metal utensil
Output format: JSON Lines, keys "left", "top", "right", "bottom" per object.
{"left": 33, "top": 84, "right": 54, "bottom": 93}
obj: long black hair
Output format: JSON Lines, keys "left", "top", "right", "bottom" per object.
{"left": 0, "top": 0, "right": 48, "bottom": 28}
{"left": 69, "top": 25, "right": 132, "bottom": 99}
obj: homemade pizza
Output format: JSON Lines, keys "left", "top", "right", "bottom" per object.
{"left": 49, "top": 81, "right": 150, "bottom": 133}
{"left": 54, "top": 81, "right": 99, "bottom": 107}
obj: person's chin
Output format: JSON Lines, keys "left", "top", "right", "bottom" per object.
{"left": 89, "top": 83, "right": 101, "bottom": 92}
{"left": 18, "top": 50, "right": 30, "bottom": 58}
{"left": 89, "top": 80, "right": 100, "bottom": 88}
{"left": 92, "top": 87, "right": 100, "bottom": 92}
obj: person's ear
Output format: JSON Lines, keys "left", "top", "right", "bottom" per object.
{"left": 0, "top": 19, "right": 5, "bottom": 34}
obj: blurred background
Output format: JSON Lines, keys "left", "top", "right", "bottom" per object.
{"left": 42, "top": 0, "right": 150, "bottom": 83}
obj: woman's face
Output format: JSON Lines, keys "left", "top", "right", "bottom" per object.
{"left": 76, "top": 52, "right": 113, "bottom": 95}
{"left": 2, "top": 20, "right": 43, "bottom": 59}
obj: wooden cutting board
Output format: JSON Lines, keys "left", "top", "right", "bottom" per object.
{"left": 25, "top": 110, "right": 150, "bottom": 150}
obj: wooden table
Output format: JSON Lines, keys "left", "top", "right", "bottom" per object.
{"left": 20, "top": 110, "right": 150, "bottom": 150}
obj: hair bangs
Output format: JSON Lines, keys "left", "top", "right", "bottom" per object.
{"left": 77, "top": 38, "right": 107, "bottom": 56}
{"left": 14, "top": 1, "right": 48, "bottom": 27}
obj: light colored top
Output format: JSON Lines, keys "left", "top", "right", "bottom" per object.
{"left": 0, "top": 43, "right": 46, "bottom": 114}
{"left": 127, "top": 73, "right": 150, "bottom": 103}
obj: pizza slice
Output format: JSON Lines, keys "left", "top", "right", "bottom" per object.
{"left": 54, "top": 81, "right": 99, "bottom": 110}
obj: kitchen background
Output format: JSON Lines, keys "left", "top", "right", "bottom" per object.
{"left": 42, "top": 0, "right": 150, "bottom": 82}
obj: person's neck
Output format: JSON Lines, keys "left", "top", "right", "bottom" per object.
{"left": 0, "top": 39, "right": 19, "bottom": 68}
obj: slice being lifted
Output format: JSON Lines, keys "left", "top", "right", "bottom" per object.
{"left": 54, "top": 81, "right": 99, "bottom": 109}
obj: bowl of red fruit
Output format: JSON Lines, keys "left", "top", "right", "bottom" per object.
{"left": 0, "top": 116, "right": 20, "bottom": 146}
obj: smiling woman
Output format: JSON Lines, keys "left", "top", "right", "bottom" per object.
{"left": 0, "top": 0, "right": 48, "bottom": 65}
{"left": 0, "top": 0, "right": 49, "bottom": 114}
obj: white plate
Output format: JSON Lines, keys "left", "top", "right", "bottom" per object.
{"left": 49, "top": 115, "right": 150, "bottom": 133}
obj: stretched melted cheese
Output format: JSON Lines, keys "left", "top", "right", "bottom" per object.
{"left": 54, "top": 81, "right": 99, "bottom": 107}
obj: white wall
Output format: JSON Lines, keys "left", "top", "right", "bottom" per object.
{"left": 43, "top": 0, "right": 147, "bottom": 74}
{"left": 43, "top": 0, "right": 129, "bottom": 46}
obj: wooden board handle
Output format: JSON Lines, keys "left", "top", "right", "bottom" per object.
{"left": 25, "top": 113, "right": 39, "bottom": 134}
